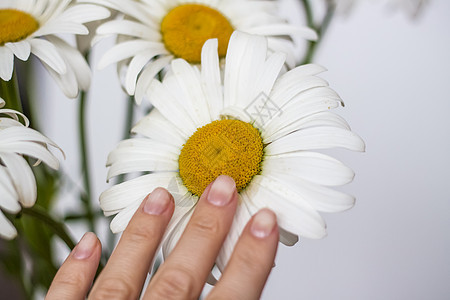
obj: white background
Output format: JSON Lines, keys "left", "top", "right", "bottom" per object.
{"left": 35, "top": 0, "right": 450, "bottom": 299}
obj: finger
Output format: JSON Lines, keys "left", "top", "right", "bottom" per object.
{"left": 89, "top": 188, "right": 174, "bottom": 300}
{"left": 46, "top": 232, "right": 101, "bottom": 300}
{"left": 207, "top": 209, "right": 279, "bottom": 300}
{"left": 145, "top": 175, "right": 238, "bottom": 300}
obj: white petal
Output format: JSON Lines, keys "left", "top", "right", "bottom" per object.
{"left": 100, "top": 172, "right": 185, "bottom": 213}
{"left": 131, "top": 109, "right": 186, "bottom": 147}
{"left": 5, "top": 41, "right": 31, "bottom": 61}
{"left": 146, "top": 80, "right": 197, "bottom": 138}
{"left": 34, "top": 21, "right": 88, "bottom": 36}
{"left": 29, "top": 38, "right": 67, "bottom": 75}
{"left": 0, "top": 211, "right": 17, "bottom": 240}
{"left": 46, "top": 36, "right": 91, "bottom": 91}
{"left": 243, "top": 175, "right": 327, "bottom": 239}
{"left": 0, "top": 152, "right": 36, "bottom": 207}
{"left": 97, "top": 19, "right": 161, "bottom": 40}
{"left": 216, "top": 199, "right": 251, "bottom": 271}
{"left": 125, "top": 51, "right": 160, "bottom": 95}
{"left": 263, "top": 87, "right": 343, "bottom": 139}
{"left": 254, "top": 52, "right": 286, "bottom": 99}
{"left": 171, "top": 59, "right": 211, "bottom": 126}
{"left": 201, "top": 39, "right": 223, "bottom": 120}
{"left": 59, "top": 4, "right": 110, "bottom": 23}
{"left": 162, "top": 207, "right": 194, "bottom": 259}
{"left": 98, "top": 40, "right": 166, "bottom": 70}
{"left": 0, "top": 46, "right": 14, "bottom": 81}
{"left": 134, "top": 55, "right": 173, "bottom": 104}
{"left": 41, "top": 58, "right": 79, "bottom": 98}
{"left": 0, "top": 167, "right": 20, "bottom": 213}
{"left": 266, "top": 126, "right": 366, "bottom": 154}
{"left": 263, "top": 172, "right": 355, "bottom": 213}
{"left": 224, "top": 31, "right": 267, "bottom": 108}
{"left": 262, "top": 152, "right": 355, "bottom": 186}
{"left": 0, "top": 142, "right": 59, "bottom": 170}
{"left": 110, "top": 199, "right": 141, "bottom": 233}
{"left": 107, "top": 154, "right": 178, "bottom": 180}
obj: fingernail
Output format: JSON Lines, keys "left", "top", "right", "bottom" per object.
{"left": 73, "top": 232, "right": 97, "bottom": 260}
{"left": 251, "top": 209, "right": 277, "bottom": 239}
{"left": 207, "top": 175, "right": 236, "bottom": 206}
{"left": 143, "top": 188, "right": 171, "bottom": 215}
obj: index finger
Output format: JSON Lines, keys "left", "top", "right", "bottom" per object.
{"left": 89, "top": 188, "right": 175, "bottom": 299}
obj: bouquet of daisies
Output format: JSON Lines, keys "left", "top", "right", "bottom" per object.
{"left": 0, "top": 0, "right": 425, "bottom": 297}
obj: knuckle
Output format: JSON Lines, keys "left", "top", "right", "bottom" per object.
{"left": 150, "top": 267, "right": 196, "bottom": 299}
{"left": 52, "top": 271, "right": 89, "bottom": 290}
{"left": 126, "top": 223, "right": 155, "bottom": 244}
{"left": 90, "top": 276, "right": 134, "bottom": 300}
{"left": 190, "top": 215, "right": 221, "bottom": 237}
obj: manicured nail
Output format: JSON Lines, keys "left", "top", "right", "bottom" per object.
{"left": 143, "top": 188, "right": 171, "bottom": 215}
{"left": 73, "top": 232, "right": 97, "bottom": 260}
{"left": 251, "top": 209, "right": 277, "bottom": 239}
{"left": 207, "top": 175, "right": 236, "bottom": 206}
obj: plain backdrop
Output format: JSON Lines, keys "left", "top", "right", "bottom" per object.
{"left": 31, "top": 0, "right": 450, "bottom": 299}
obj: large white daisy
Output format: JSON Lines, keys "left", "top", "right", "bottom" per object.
{"left": 101, "top": 31, "right": 365, "bottom": 271}
{"left": 0, "top": 0, "right": 110, "bottom": 98}
{"left": 0, "top": 98, "right": 61, "bottom": 239}
{"left": 81, "top": 0, "right": 318, "bottom": 104}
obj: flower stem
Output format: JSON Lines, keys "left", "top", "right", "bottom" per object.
{"left": 301, "top": 0, "right": 336, "bottom": 64}
{"left": 0, "top": 72, "right": 23, "bottom": 112}
{"left": 78, "top": 87, "right": 96, "bottom": 232}
{"left": 115, "top": 95, "right": 135, "bottom": 185}
{"left": 21, "top": 207, "right": 76, "bottom": 250}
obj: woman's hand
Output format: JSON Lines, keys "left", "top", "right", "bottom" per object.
{"left": 46, "top": 175, "right": 279, "bottom": 299}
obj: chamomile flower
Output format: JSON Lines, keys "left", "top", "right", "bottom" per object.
{"left": 81, "top": 0, "right": 317, "bottom": 104}
{"left": 0, "top": 98, "right": 61, "bottom": 239}
{"left": 0, "top": 0, "right": 110, "bottom": 98}
{"left": 101, "top": 31, "right": 364, "bottom": 271}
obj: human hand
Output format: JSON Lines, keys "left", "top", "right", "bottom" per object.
{"left": 46, "top": 175, "right": 279, "bottom": 299}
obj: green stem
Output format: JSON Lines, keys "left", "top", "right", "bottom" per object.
{"left": 78, "top": 87, "right": 95, "bottom": 232}
{"left": 301, "top": 0, "right": 336, "bottom": 64}
{"left": 0, "top": 72, "right": 23, "bottom": 112}
{"left": 22, "top": 207, "right": 76, "bottom": 250}
{"left": 115, "top": 96, "right": 135, "bottom": 185}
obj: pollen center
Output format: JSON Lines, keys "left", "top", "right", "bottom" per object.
{"left": 179, "top": 120, "right": 264, "bottom": 197}
{"left": 0, "top": 9, "right": 39, "bottom": 46}
{"left": 161, "top": 4, "right": 234, "bottom": 64}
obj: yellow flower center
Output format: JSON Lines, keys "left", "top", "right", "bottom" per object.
{"left": 0, "top": 9, "right": 39, "bottom": 46}
{"left": 179, "top": 119, "right": 264, "bottom": 197}
{"left": 161, "top": 4, "right": 234, "bottom": 64}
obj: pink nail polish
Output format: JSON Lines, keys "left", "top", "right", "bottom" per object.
{"left": 143, "top": 188, "right": 171, "bottom": 215}
{"left": 73, "top": 232, "right": 97, "bottom": 260}
{"left": 207, "top": 175, "right": 236, "bottom": 206}
{"left": 250, "top": 209, "right": 277, "bottom": 239}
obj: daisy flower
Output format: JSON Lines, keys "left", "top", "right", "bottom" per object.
{"left": 0, "top": 98, "right": 61, "bottom": 239}
{"left": 80, "top": 0, "right": 318, "bottom": 104}
{"left": 0, "top": 0, "right": 110, "bottom": 98}
{"left": 101, "top": 31, "right": 365, "bottom": 271}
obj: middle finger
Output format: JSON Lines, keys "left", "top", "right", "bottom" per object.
{"left": 145, "top": 175, "right": 238, "bottom": 299}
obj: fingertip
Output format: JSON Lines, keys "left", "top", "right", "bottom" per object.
{"left": 73, "top": 232, "right": 101, "bottom": 260}
{"left": 204, "top": 175, "right": 237, "bottom": 207}
{"left": 143, "top": 187, "right": 174, "bottom": 216}
{"left": 250, "top": 209, "right": 278, "bottom": 239}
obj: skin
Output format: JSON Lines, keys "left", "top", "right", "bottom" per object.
{"left": 46, "top": 175, "right": 279, "bottom": 300}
